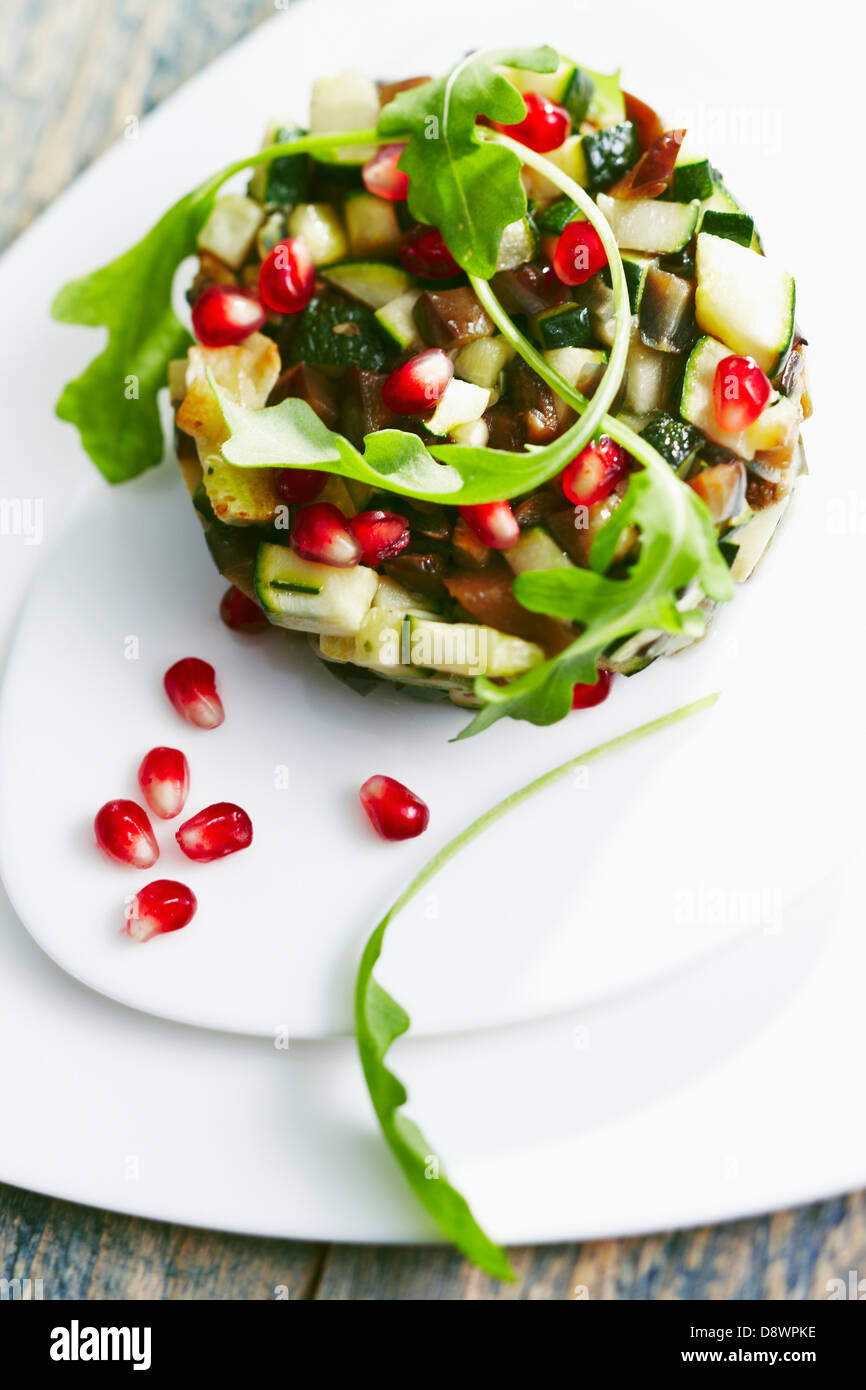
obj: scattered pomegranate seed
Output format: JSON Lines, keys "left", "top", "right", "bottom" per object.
{"left": 191, "top": 285, "right": 266, "bottom": 348}
{"left": 398, "top": 223, "right": 460, "bottom": 279}
{"left": 220, "top": 586, "right": 268, "bottom": 634}
{"left": 124, "top": 880, "right": 197, "bottom": 943}
{"left": 164, "top": 658, "right": 225, "bottom": 730}
{"left": 273, "top": 468, "right": 327, "bottom": 505}
{"left": 553, "top": 220, "right": 608, "bottom": 286}
{"left": 458, "top": 501, "right": 520, "bottom": 550}
{"left": 381, "top": 349, "right": 454, "bottom": 415}
{"left": 572, "top": 669, "right": 613, "bottom": 710}
{"left": 561, "top": 437, "right": 627, "bottom": 506}
{"left": 95, "top": 800, "right": 159, "bottom": 869}
{"left": 362, "top": 143, "right": 410, "bottom": 200}
{"left": 176, "top": 802, "right": 253, "bottom": 862}
{"left": 492, "top": 90, "right": 571, "bottom": 153}
{"left": 258, "top": 236, "right": 315, "bottom": 315}
{"left": 138, "top": 747, "right": 190, "bottom": 820}
{"left": 349, "top": 510, "right": 411, "bottom": 565}
{"left": 290, "top": 502, "right": 362, "bottom": 567}
{"left": 359, "top": 775, "right": 430, "bottom": 841}
{"left": 712, "top": 355, "right": 771, "bottom": 432}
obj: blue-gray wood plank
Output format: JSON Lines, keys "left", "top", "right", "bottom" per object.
{"left": 1, "top": 0, "right": 863, "bottom": 1300}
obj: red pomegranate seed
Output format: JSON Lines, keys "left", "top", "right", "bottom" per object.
{"left": 362, "top": 143, "right": 409, "bottom": 200}
{"left": 381, "top": 349, "right": 454, "bottom": 415}
{"left": 95, "top": 800, "right": 159, "bottom": 869}
{"left": 124, "top": 880, "right": 197, "bottom": 943}
{"left": 561, "top": 437, "right": 627, "bottom": 506}
{"left": 164, "top": 658, "right": 225, "bottom": 730}
{"left": 349, "top": 510, "right": 411, "bottom": 565}
{"left": 492, "top": 91, "right": 571, "bottom": 153}
{"left": 712, "top": 355, "right": 771, "bottom": 432}
{"left": 398, "top": 224, "right": 460, "bottom": 279}
{"left": 290, "top": 502, "right": 362, "bottom": 567}
{"left": 553, "top": 220, "right": 607, "bottom": 286}
{"left": 220, "top": 586, "right": 268, "bottom": 634}
{"left": 138, "top": 746, "right": 190, "bottom": 820}
{"left": 273, "top": 469, "right": 326, "bottom": 505}
{"left": 176, "top": 802, "right": 253, "bottom": 862}
{"left": 191, "top": 285, "right": 266, "bottom": 348}
{"left": 359, "top": 775, "right": 429, "bottom": 841}
{"left": 572, "top": 669, "right": 613, "bottom": 710}
{"left": 457, "top": 501, "right": 520, "bottom": 551}
{"left": 258, "top": 236, "right": 315, "bottom": 315}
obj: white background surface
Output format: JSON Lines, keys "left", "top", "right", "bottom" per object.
{"left": 0, "top": 0, "right": 863, "bottom": 1244}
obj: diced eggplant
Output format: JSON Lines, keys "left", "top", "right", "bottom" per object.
{"left": 507, "top": 358, "right": 561, "bottom": 444}
{"left": 491, "top": 260, "right": 569, "bottom": 316}
{"left": 383, "top": 551, "right": 449, "bottom": 598}
{"left": 413, "top": 288, "right": 494, "bottom": 349}
{"left": 512, "top": 488, "right": 561, "bottom": 528}
{"left": 688, "top": 460, "right": 747, "bottom": 524}
{"left": 638, "top": 267, "right": 696, "bottom": 353}
{"left": 443, "top": 566, "right": 574, "bottom": 654}
{"left": 452, "top": 516, "right": 493, "bottom": 569}
{"left": 483, "top": 403, "right": 526, "bottom": 452}
{"left": 267, "top": 362, "right": 340, "bottom": 428}
{"left": 548, "top": 483, "right": 636, "bottom": 568}
{"left": 339, "top": 367, "right": 402, "bottom": 444}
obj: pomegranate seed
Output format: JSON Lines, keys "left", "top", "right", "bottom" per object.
{"left": 124, "top": 880, "right": 197, "bottom": 943}
{"left": 362, "top": 143, "right": 409, "bottom": 200}
{"left": 398, "top": 224, "right": 460, "bottom": 279}
{"left": 349, "top": 510, "right": 411, "bottom": 565}
{"left": 191, "top": 285, "right": 266, "bottom": 348}
{"left": 176, "top": 802, "right": 253, "bottom": 862}
{"left": 273, "top": 469, "right": 326, "bottom": 505}
{"left": 572, "top": 669, "right": 613, "bottom": 710}
{"left": 95, "top": 800, "right": 159, "bottom": 869}
{"left": 290, "top": 502, "right": 362, "bottom": 567}
{"left": 553, "top": 220, "right": 607, "bottom": 286}
{"left": 561, "top": 437, "right": 627, "bottom": 506}
{"left": 220, "top": 586, "right": 268, "bottom": 633}
{"left": 492, "top": 91, "right": 571, "bottom": 153}
{"left": 359, "top": 775, "right": 429, "bottom": 841}
{"left": 138, "top": 746, "right": 190, "bottom": 820}
{"left": 258, "top": 236, "right": 315, "bottom": 315}
{"left": 164, "top": 658, "right": 225, "bottom": 730}
{"left": 457, "top": 501, "right": 520, "bottom": 551}
{"left": 712, "top": 355, "right": 771, "bottom": 432}
{"left": 381, "top": 349, "right": 454, "bottom": 415}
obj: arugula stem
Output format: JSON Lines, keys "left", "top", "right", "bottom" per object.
{"left": 355, "top": 693, "right": 719, "bottom": 1276}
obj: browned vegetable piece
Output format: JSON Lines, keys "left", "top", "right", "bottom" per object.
{"left": 491, "top": 261, "right": 569, "bottom": 317}
{"left": 548, "top": 482, "right": 637, "bottom": 568}
{"left": 452, "top": 516, "right": 492, "bottom": 569}
{"left": 403, "top": 500, "right": 453, "bottom": 543}
{"left": 378, "top": 76, "right": 431, "bottom": 105}
{"left": 383, "top": 551, "right": 448, "bottom": 598}
{"left": 638, "top": 268, "right": 696, "bottom": 354}
{"left": 508, "top": 358, "right": 560, "bottom": 444}
{"left": 444, "top": 565, "right": 574, "bottom": 654}
{"left": 623, "top": 91, "right": 665, "bottom": 152}
{"left": 512, "top": 488, "right": 562, "bottom": 528}
{"left": 268, "top": 362, "right": 340, "bottom": 428}
{"left": 688, "top": 460, "right": 747, "bottom": 524}
{"left": 412, "top": 288, "right": 494, "bottom": 350}
{"left": 483, "top": 403, "right": 526, "bottom": 452}
{"left": 339, "top": 367, "right": 400, "bottom": 445}
{"left": 609, "top": 128, "right": 685, "bottom": 200}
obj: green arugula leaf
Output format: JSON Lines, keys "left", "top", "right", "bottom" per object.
{"left": 378, "top": 47, "right": 558, "bottom": 277}
{"left": 356, "top": 694, "right": 719, "bottom": 1274}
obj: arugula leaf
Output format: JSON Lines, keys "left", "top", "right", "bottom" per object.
{"left": 356, "top": 694, "right": 720, "bottom": 1274}
{"left": 51, "top": 130, "right": 380, "bottom": 483}
{"left": 378, "top": 47, "right": 558, "bottom": 277}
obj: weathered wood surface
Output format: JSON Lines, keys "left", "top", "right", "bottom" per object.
{"left": 1, "top": 0, "right": 863, "bottom": 1301}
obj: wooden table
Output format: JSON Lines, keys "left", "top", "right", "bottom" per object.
{"left": 1, "top": 0, "right": 861, "bottom": 1301}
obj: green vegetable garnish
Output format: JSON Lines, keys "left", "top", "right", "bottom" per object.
{"left": 355, "top": 693, "right": 720, "bottom": 1274}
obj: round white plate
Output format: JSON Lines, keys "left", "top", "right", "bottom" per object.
{"left": 0, "top": 0, "right": 862, "bottom": 1045}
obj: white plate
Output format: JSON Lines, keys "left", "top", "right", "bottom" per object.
{"left": 0, "top": 0, "right": 862, "bottom": 1044}
{"left": 0, "top": 0, "right": 865, "bottom": 1249}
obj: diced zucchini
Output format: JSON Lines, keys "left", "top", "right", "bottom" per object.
{"left": 308, "top": 70, "right": 379, "bottom": 163}
{"left": 743, "top": 393, "right": 800, "bottom": 453}
{"left": 375, "top": 290, "right": 423, "bottom": 350}
{"left": 254, "top": 543, "right": 378, "bottom": 636}
{"left": 343, "top": 191, "right": 402, "bottom": 257}
{"left": 522, "top": 135, "right": 588, "bottom": 200}
{"left": 533, "top": 197, "right": 580, "bottom": 236}
{"left": 372, "top": 576, "right": 441, "bottom": 616}
{"left": 504, "top": 527, "right": 575, "bottom": 575}
{"left": 671, "top": 155, "right": 713, "bottom": 203}
{"left": 496, "top": 218, "right": 537, "bottom": 271}
{"left": 583, "top": 122, "right": 640, "bottom": 191}
{"left": 454, "top": 335, "right": 514, "bottom": 389}
{"left": 197, "top": 195, "right": 264, "bottom": 268}
{"left": 694, "top": 232, "right": 795, "bottom": 374}
{"left": 202, "top": 458, "right": 281, "bottom": 526}
{"left": 287, "top": 203, "right": 348, "bottom": 265}
{"left": 624, "top": 336, "right": 679, "bottom": 415}
{"left": 289, "top": 301, "right": 388, "bottom": 371}
{"left": 700, "top": 209, "right": 754, "bottom": 247}
{"left": 424, "top": 379, "right": 491, "bottom": 436}
{"left": 600, "top": 252, "right": 656, "bottom": 313}
{"left": 583, "top": 66, "right": 626, "bottom": 126}
{"left": 678, "top": 334, "right": 797, "bottom": 458}
{"left": 562, "top": 67, "right": 595, "bottom": 124}
{"left": 532, "top": 302, "right": 594, "bottom": 349}
{"left": 699, "top": 182, "right": 740, "bottom": 218}
{"left": 249, "top": 125, "right": 310, "bottom": 207}
{"left": 597, "top": 193, "right": 700, "bottom": 254}
{"left": 639, "top": 411, "right": 703, "bottom": 474}
{"left": 317, "top": 475, "right": 359, "bottom": 516}
{"left": 449, "top": 418, "right": 490, "bottom": 447}
{"left": 320, "top": 260, "right": 412, "bottom": 309}
{"left": 544, "top": 346, "right": 608, "bottom": 394}
{"left": 407, "top": 616, "right": 544, "bottom": 678}
{"left": 496, "top": 58, "right": 577, "bottom": 103}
